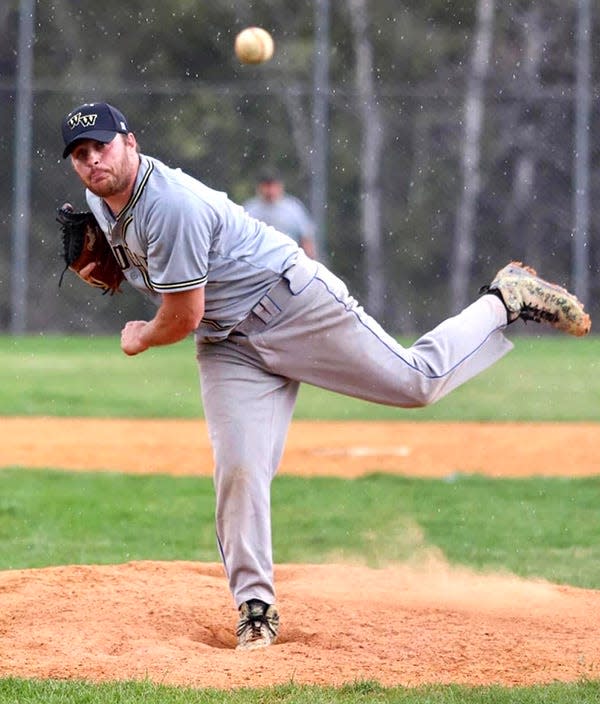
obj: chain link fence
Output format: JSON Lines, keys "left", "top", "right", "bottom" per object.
{"left": 1, "top": 29, "right": 598, "bottom": 335}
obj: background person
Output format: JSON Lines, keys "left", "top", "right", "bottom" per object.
{"left": 243, "top": 169, "right": 317, "bottom": 259}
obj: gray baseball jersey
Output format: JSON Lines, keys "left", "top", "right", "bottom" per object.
{"left": 86, "top": 154, "right": 300, "bottom": 341}
{"left": 242, "top": 193, "right": 314, "bottom": 245}
{"left": 86, "top": 152, "right": 512, "bottom": 609}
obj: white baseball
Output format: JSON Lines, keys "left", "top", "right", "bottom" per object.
{"left": 234, "top": 27, "right": 274, "bottom": 65}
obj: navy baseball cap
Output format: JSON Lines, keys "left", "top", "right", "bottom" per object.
{"left": 61, "top": 102, "right": 130, "bottom": 158}
{"left": 258, "top": 167, "right": 283, "bottom": 183}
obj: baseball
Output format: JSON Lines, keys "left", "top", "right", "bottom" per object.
{"left": 234, "top": 27, "right": 274, "bottom": 65}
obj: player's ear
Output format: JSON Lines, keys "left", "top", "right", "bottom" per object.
{"left": 125, "top": 132, "right": 138, "bottom": 150}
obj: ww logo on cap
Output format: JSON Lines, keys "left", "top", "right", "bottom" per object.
{"left": 67, "top": 112, "right": 98, "bottom": 130}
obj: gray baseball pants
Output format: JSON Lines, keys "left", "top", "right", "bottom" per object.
{"left": 196, "top": 254, "right": 512, "bottom": 607}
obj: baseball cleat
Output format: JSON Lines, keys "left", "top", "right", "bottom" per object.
{"left": 481, "top": 261, "right": 591, "bottom": 336}
{"left": 236, "top": 599, "right": 279, "bottom": 651}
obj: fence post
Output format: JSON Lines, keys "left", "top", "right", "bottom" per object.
{"left": 10, "top": 0, "right": 36, "bottom": 334}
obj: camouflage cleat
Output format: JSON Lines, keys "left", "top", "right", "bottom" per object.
{"left": 236, "top": 599, "right": 279, "bottom": 651}
{"left": 482, "top": 261, "right": 591, "bottom": 337}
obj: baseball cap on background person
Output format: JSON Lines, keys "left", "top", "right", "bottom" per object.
{"left": 257, "top": 167, "right": 283, "bottom": 184}
{"left": 61, "top": 102, "right": 131, "bottom": 159}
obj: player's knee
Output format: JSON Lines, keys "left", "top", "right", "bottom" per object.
{"left": 216, "top": 463, "right": 252, "bottom": 489}
{"left": 214, "top": 461, "right": 267, "bottom": 503}
{"left": 403, "top": 380, "right": 444, "bottom": 408}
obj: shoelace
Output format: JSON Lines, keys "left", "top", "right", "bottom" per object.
{"left": 236, "top": 613, "right": 275, "bottom": 640}
{"left": 520, "top": 305, "right": 559, "bottom": 324}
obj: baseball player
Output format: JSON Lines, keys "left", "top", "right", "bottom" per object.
{"left": 60, "top": 101, "right": 590, "bottom": 651}
{"left": 242, "top": 169, "right": 317, "bottom": 259}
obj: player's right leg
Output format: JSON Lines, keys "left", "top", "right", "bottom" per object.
{"left": 242, "top": 257, "right": 588, "bottom": 408}
{"left": 248, "top": 260, "right": 512, "bottom": 407}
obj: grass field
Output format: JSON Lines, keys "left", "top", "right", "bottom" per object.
{"left": 1, "top": 333, "right": 599, "bottom": 420}
{"left": 0, "top": 678, "right": 599, "bottom": 704}
{"left": 1, "top": 678, "right": 599, "bottom": 703}
{"left": 0, "top": 334, "right": 599, "bottom": 702}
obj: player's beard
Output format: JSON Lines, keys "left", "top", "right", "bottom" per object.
{"left": 86, "top": 152, "right": 137, "bottom": 200}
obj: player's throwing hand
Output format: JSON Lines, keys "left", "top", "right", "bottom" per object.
{"left": 121, "top": 320, "right": 150, "bottom": 356}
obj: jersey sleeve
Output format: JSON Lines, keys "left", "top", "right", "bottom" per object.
{"left": 145, "top": 192, "right": 215, "bottom": 293}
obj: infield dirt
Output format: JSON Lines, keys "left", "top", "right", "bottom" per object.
{"left": 0, "top": 418, "right": 599, "bottom": 688}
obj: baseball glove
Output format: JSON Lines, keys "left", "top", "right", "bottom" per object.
{"left": 57, "top": 203, "right": 125, "bottom": 295}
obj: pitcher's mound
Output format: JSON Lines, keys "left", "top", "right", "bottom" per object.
{"left": 1, "top": 560, "right": 598, "bottom": 688}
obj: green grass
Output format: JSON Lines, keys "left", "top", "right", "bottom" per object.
{"left": 2, "top": 469, "right": 599, "bottom": 588}
{"left": 0, "top": 334, "right": 201, "bottom": 418}
{"left": 0, "top": 469, "right": 216, "bottom": 569}
{"left": 0, "top": 678, "right": 599, "bottom": 703}
{"left": 1, "top": 334, "right": 599, "bottom": 420}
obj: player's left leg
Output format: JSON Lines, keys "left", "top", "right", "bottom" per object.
{"left": 196, "top": 338, "right": 299, "bottom": 648}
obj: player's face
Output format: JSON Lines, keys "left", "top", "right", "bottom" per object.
{"left": 70, "top": 134, "right": 138, "bottom": 199}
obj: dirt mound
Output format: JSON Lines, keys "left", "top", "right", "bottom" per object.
{"left": 1, "top": 560, "right": 598, "bottom": 688}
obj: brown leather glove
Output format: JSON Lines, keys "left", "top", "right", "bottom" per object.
{"left": 57, "top": 203, "right": 124, "bottom": 295}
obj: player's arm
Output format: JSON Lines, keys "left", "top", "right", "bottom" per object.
{"left": 120, "top": 287, "right": 205, "bottom": 356}
{"left": 299, "top": 235, "right": 317, "bottom": 259}
{"left": 296, "top": 200, "right": 317, "bottom": 259}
